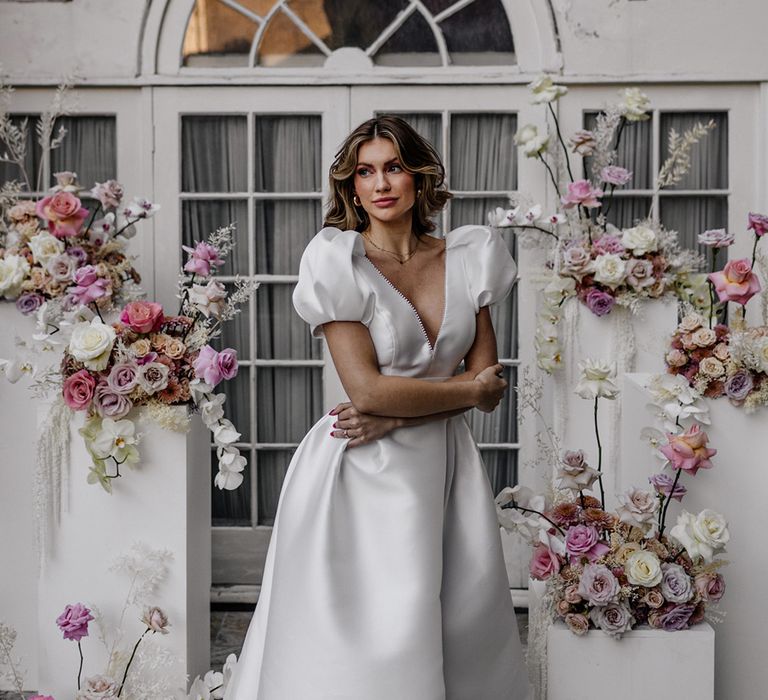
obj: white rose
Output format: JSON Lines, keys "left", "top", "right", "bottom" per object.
{"left": 75, "top": 674, "right": 119, "bottom": 699}
{"left": 670, "top": 509, "right": 729, "bottom": 564}
{"left": 514, "top": 124, "right": 549, "bottom": 158}
{"left": 753, "top": 337, "right": 768, "bottom": 374}
{"left": 624, "top": 549, "right": 662, "bottom": 587}
{"left": 189, "top": 280, "right": 228, "bottom": 319}
{"left": 27, "top": 231, "right": 65, "bottom": 266}
{"left": 46, "top": 252, "right": 78, "bottom": 283}
{"left": 575, "top": 358, "right": 619, "bottom": 400}
{"left": 0, "top": 254, "right": 30, "bottom": 299}
{"left": 528, "top": 75, "right": 568, "bottom": 104}
{"left": 621, "top": 225, "right": 658, "bottom": 256}
{"left": 620, "top": 87, "right": 651, "bottom": 122}
{"left": 615, "top": 487, "right": 659, "bottom": 534}
{"left": 592, "top": 253, "right": 627, "bottom": 290}
{"left": 68, "top": 318, "right": 117, "bottom": 371}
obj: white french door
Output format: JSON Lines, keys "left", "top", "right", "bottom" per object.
{"left": 154, "top": 84, "right": 541, "bottom": 591}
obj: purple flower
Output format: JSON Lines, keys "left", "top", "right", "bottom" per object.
{"left": 93, "top": 381, "right": 133, "bottom": 419}
{"left": 16, "top": 292, "right": 44, "bottom": 316}
{"left": 657, "top": 603, "right": 696, "bottom": 631}
{"left": 217, "top": 348, "right": 239, "bottom": 381}
{"left": 584, "top": 288, "right": 616, "bottom": 317}
{"left": 748, "top": 212, "right": 768, "bottom": 237}
{"left": 193, "top": 345, "right": 224, "bottom": 387}
{"left": 649, "top": 473, "right": 687, "bottom": 502}
{"left": 107, "top": 362, "right": 139, "bottom": 395}
{"left": 565, "top": 524, "right": 610, "bottom": 562}
{"left": 697, "top": 228, "right": 734, "bottom": 248}
{"left": 599, "top": 166, "right": 633, "bottom": 186}
{"left": 182, "top": 241, "right": 224, "bottom": 277}
{"left": 577, "top": 564, "right": 620, "bottom": 605}
{"left": 724, "top": 370, "right": 754, "bottom": 404}
{"left": 589, "top": 602, "right": 635, "bottom": 637}
{"left": 56, "top": 603, "right": 94, "bottom": 641}
{"left": 73, "top": 265, "right": 98, "bottom": 287}
{"left": 135, "top": 351, "right": 158, "bottom": 366}
{"left": 660, "top": 562, "right": 693, "bottom": 603}
{"left": 592, "top": 234, "right": 625, "bottom": 255}
{"left": 68, "top": 264, "right": 111, "bottom": 306}
{"left": 67, "top": 246, "right": 88, "bottom": 266}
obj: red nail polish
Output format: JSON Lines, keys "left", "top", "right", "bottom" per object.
{"left": 329, "top": 431, "right": 334, "bottom": 436}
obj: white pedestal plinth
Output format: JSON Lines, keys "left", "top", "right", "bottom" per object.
{"left": 0, "top": 307, "right": 39, "bottom": 691}
{"left": 547, "top": 622, "right": 714, "bottom": 700}
{"left": 35, "top": 408, "right": 211, "bottom": 698}
{"left": 621, "top": 374, "right": 768, "bottom": 700}
{"left": 553, "top": 299, "right": 677, "bottom": 508}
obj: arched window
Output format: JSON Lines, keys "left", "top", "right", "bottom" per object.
{"left": 182, "top": 0, "right": 515, "bottom": 68}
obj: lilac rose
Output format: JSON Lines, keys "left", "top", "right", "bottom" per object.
{"left": 656, "top": 603, "right": 696, "bottom": 631}
{"left": 724, "top": 370, "right": 754, "bottom": 404}
{"left": 577, "top": 563, "right": 620, "bottom": 605}
{"left": 16, "top": 292, "right": 44, "bottom": 315}
{"left": 93, "top": 381, "right": 133, "bottom": 419}
{"left": 565, "top": 524, "right": 610, "bottom": 562}
{"left": 56, "top": 603, "right": 94, "bottom": 641}
{"left": 67, "top": 245, "right": 88, "bottom": 266}
{"left": 107, "top": 362, "right": 139, "bottom": 395}
{"left": 649, "top": 473, "right": 687, "bottom": 502}
{"left": 592, "top": 234, "right": 625, "bottom": 255}
{"left": 589, "top": 602, "right": 635, "bottom": 637}
{"left": 217, "top": 348, "right": 239, "bottom": 381}
{"left": 584, "top": 288, "right": 616, "bottom": 317}
{"left": 660, "top": 562, "right": 693, "bottom": 603}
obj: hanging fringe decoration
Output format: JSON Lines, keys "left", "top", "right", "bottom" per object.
{"left": 33, "top": 397, "right": 71, "bottom": 570}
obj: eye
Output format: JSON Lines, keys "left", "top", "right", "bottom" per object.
{"left": 388, "top": 163, "right": 403, "bottom": 173}
{"left": 356, "top": 167, "right": 370, "bottom": 176}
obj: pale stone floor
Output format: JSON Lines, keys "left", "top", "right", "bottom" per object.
{"left": 2, "top": 608, "right": 528, "bottom": 696}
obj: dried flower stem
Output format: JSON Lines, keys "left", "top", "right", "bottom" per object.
{"left": 547, "top": 102, "right": 575, "bottom": 183}
{"left": 658, "top": 468, "right": 683, "bottom": 537}
{"left": 538, "top": 152, "right": 561, "bottom": 198}
{"left": 593, "top": 398, "right": 605, "bottom": 508}
{"left": 117, "top": 628, "right": 149, "bottom": 697}
{"left": 77, "top": 640, "right": 84, "bottom": 690}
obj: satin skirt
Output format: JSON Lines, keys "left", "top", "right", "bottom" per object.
{"left": 224, "top": 412, "right": 531, "bottom": 700}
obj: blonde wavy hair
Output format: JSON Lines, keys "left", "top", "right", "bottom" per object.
{"left": 324, "top": 115, "right": 453, "bottom": 236}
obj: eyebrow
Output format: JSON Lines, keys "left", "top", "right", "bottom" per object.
{"left": 356, "top": 158, "right": 401, "bottom": 167}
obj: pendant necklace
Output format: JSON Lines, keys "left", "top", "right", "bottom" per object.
{"left": 362, "top": 231, "right": 419, "bottom": 265}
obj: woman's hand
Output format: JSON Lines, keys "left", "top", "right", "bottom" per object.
{"left": 473, "top": 363, "right": 508, "bottom": 413}
{"left": 329, "top": 402, "right": 401, "bottom": 448}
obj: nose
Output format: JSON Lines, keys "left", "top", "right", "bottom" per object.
{"left": 374, "top": 169, "right": 390, "bottom": 192}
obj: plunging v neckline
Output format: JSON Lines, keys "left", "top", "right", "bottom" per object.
{"left": 359, "top": 233, "right": 449, "bottom": 354}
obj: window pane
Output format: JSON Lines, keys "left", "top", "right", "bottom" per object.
{"left": 181, "top": 116, "right": 247, "bottom": 192}
{"left": 450, "top": 196, "right": 508, "bottom": 229}
{"left": 256, "top": 282, "right": 322, "bottom": 360}
{"left": 450, "top": 113, "right": 517, "bottom": 190}
{"left": 0, "top": 114, "right": 43, "bottom": 188}
{"left": 584, "top": 112, "right": 652, "bottom": 189}
{"left": 216, "top": 371, "right": 252, "bottom": 442}
{"left": 660, "top": 112, "right": 728, "bottom": 190}
{"left": 320, "top": 0, "right": 409, "bottom": 51}
{"left": 258, "top": 7, "right": 326, "bottom": 67}
{"left": 182, "top": 200, "right": 250, "bottom": 276}
{"left": 489, "top": 270, "right": 517, "bottom": 360}
{"left": 50, "top": 116, "right": 117, "bottom": 187}
{"left": 481, "top": 449, "right": 518, "bottom": 494}
{"left": 373, "top": 10, "right": 441, "bottom": 67}
{"left": 660, "top": 195, "right": 728, "bottom": 251}
{"left": 256, "top": 366, "right": 322, "bottom": 443}
{"left": 603, "top": 196, "right": 652, "bottom": 229}
{"left": 254, "top": 115, "right": 322, "bottom": 192}
{"left": 254, "top": 199, "right": 321, "bottom": 274}
{"left": 438, "top": 0, "right": 515, "bottom": 65}
{"left": 381, "top": 112, "right": 442, "bottom": 157}
{"left": 257, "top": 448, "right": 296, "bottom": 525}
{"left": 212, "top": 447, "right": 252, "bottom": 526}
{"left": 183, "top": 0, "right": 259, "bottom": 67}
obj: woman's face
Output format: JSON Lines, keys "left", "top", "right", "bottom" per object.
{"left": 353, "top": 137, "right": 416, "bottom": 229}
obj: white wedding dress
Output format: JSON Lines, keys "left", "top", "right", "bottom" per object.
{"left": 224, "top": 224, "right": 531, "bottom": 700}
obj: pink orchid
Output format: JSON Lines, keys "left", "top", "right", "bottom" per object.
{"left": 560, "top": 179, "right": 603, "bottom": 209}
{"left": 659, "top": 424, "right": 716, "bottom": 476}
{"left": 708, "top": 258, "right": 762, "bottom": 306}
{"left": 182, "top": 241, "right": 224, "bottom": 277}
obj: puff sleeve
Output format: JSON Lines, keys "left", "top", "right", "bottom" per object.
{"left": 292, "top": 227, "right": 375, "bottom": 338}
{"left": 448, "top": 224, "right": 518, "bottom": 313}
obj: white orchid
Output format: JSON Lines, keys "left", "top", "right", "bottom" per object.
{"left": 189, "top": 378, "right": 214, "bottom": 404}
{"left": 574, "top": 359, "right": 620, "bottom": 400}
{"left": 91, "top": 417, "right": 140, "bottom": 464}
{"left": 215, "top": 446, "right": 246, "bottom": 491}
{"left": 213, "top": 419, "right": 241, "bottom": 447}
{"left": 123, "top": 197, "right": 160, "bottom": 220}
{"left": 494, "top": 485, "right": 548, "bottom": 542}
{"left": 200, "top": 394, "right": 226, "bottom": 427}
{"left": 487, "top": 206, "right": 519, "bottom": 228}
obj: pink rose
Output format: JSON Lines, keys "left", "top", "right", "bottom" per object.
{"left": 35, "top": 191, "right": 89, "bottom": 238}
{"left": 694, "top": 572, "right": 726, "bottom": 602}
{"left": 599, "top": 166, "right": 632, "bottom": 186}
{"left": 659, "top": 424, "right": 716, "bottom": 476}
{"left": 565, "top": 613, "right": 589, "bottom": 636}
{"left": 193, "top": 345, "right": 224, "bottom": 387}
{"left": 56, "top": 602, "right": 94, "bottom": 641}
{"left": 565, "top": 524, "right": 610, "bottom": 562}
{"left": 560, "top": 179, "right": 603, "bottom": 209}
{"left": 697, "top": 228, "right": 734, "bottom": 248}
{"left": 748, "top": 212, "right": 768, "bottom": 237}
{"left": 69, "top": 265, "right": 111, "bottom": 306}
{"left": 217, "top": 348, "right": 239, "bottom": 381}
{"left": 62, "top": 369, "right": 97, "bottom": 411}
{"left": 119, "top": 301, "right": 164, "bottom": 334}
{"left": 708, "top": 259, "right": 762, "bottom": 306}
{"left": 182, "top": 241, "right": 224, "bottom": 277}
{"left": 90, "top": 180, "right": 124, "bottom": 209}
{"left": 529, "top": 543, "right": 561, "bottom": 580}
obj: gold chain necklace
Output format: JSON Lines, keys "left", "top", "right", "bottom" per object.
{"left": 362, "top": 231, "right": 420, "bottom": 265}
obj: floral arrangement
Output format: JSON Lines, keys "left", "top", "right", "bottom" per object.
{"left": 0, "top": 542, "right": 239, "bottom": 699}
{"left": 487, "top": 77, "right": 711, "bottom": 373}
{"left": 500, "top": 366, "right": 728, "bottom": 638}
{"left": 664, "top": 213, "right": 768, "bottom": 411}
{"left": 56, "top": 224, "right": 256, "bottom": 492}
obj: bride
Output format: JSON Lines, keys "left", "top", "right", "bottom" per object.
{"left": 224, "top": 115, "right": 530, "bottom": 699}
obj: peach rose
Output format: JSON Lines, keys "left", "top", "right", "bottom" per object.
{"left": 709, "top": 259, "right": 762, "bottom": 306}
{"left": 35, "top": 191, "right": 89, "bottom": 238}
